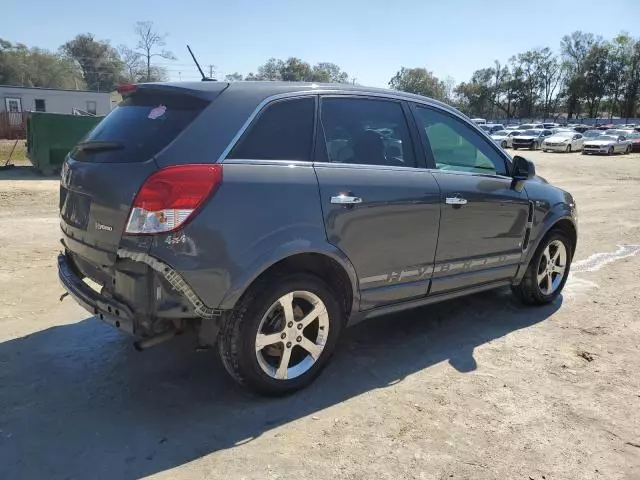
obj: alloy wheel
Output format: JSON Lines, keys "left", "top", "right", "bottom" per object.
{"left": 255, "top": 291, "right": 329, "bottom": 380}
{"left": 537, "top": 240, "right": 567, "bottom": 295}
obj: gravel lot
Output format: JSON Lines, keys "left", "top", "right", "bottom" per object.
{"left": 1, "top": 150, "right": 639, "bottom": 480}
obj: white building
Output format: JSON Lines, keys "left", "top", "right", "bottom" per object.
{"left": 1, "top": 85, "right": 111, "bottom": 138}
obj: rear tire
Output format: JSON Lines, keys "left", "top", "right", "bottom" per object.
{"left": 608, "top": 146, "right": 614, "bottom": 155}
{"left": 217, "top": 272, "right": 344, "bottom": 395}
{"left": 512, "top": 230, "right": 572, "bottom": 306}
{"left": 513, "top": 146, "right": 518, "bottom": 150}
{"left": 501, "top": 140, "right": 507, "bottom": 148}
{"left": 625, "top": 145, "right": 631, "bottom": 154}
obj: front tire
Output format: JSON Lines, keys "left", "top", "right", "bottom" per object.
{"left": 218, "top": 273, "right": 344, "bottom": 395}
{"left": 502, "top": 140, "right": 507, "bottom": 148}
{"left": 625, "top": 145, "right": 631, "bottom": 154}
{"left": 608, "top": 146, "right": 614, "bottom": 155}
{"left": 566, "top": 144, "right": 572, "bottom": 153}
{"left": 513, "top": 146, "right": 519, "bottom": 150}
{"left": 512, "top": 230, "right": 572, "bottom": 306}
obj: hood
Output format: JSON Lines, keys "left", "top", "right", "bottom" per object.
{"left": 545, "top": 135, "right": 571, "bottom": 142}
{"left": 527, "top": 174, "right": 549, "bottom": 184}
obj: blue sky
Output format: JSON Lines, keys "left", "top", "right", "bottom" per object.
{"left": 3, "top": 0, "right": 639, "bottom": 87}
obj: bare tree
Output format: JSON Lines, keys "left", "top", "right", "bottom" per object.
{"left": 118, "top": 45, "right": 143, "bottom": 82}
{"left": 134, "top": 21, "right": 175, "bottom": 82}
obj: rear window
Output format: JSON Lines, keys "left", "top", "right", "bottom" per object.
{"left": 71, "top": 91, "right": 209, "bottom": 163}
{"left": 228, "top": 97, "right": 314, "bottom": 161}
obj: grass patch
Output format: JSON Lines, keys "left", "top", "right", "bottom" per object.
{"left": 0, "top": 140, "right": 30, "bottom": 166}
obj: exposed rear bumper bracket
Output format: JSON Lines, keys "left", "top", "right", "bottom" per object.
{"left": 117, "top": 248, "right": 222, "bottom": 319}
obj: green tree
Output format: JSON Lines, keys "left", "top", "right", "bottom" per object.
{"left": 280, "top": 57, "right": 312, "bottom": 82}
{"left": 582, "top": 44, "right": 609, "bottom": 118}
{"left": 604, "top": 35, "right": 629, "bottom": 117}
{"left": 134, "top": 21, "right": 175, "bottom": 82}
{"left": 389, "top": 67, "right": 447, "bottom": 101}
{"left": 224, "top": 72, "right": 243, "bottom": 81}
{"left": 61, "top": 34, "right": 124, "bottom": 91}
{"left": 621, "top": 39, "right": 640, "bottom": 119}
{"left": 535, "top": 47, "right": 564, "bottom": 120}
{"left": 560, "top": 31, "right": 600, "bottom": 118}
{"left": 311, "top": 62, "right": 349, "bottom": 83}
{"left": 0, "top": 39, "right": 82, "bottom": 89}
{"left": 256, "top": 58, "right": 284, "bottom": 80}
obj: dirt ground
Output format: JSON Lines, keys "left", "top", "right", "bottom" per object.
{"left": 1, "top": 149, "right": 639, "bottom": 480}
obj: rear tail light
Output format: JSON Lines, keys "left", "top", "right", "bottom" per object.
{"left": 117, "top": 83, "right": 137, "bottom": 94}
{"left": 125, "top": 164, "right": 222, "bottom": 234}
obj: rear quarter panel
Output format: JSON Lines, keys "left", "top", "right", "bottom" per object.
{"left": 148, "top": 160, "right": 357, "bottom": 310}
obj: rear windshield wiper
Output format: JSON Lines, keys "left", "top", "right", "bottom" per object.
{"left": 74, "top": 141, "right": 125, "bottom": 152}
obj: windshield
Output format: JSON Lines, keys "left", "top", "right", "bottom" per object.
{"left": 479, "top": 125, "right": 491, "bottom": 132}
{"left": 491, "top": 130, "right": 507, "bottom": 136}
{"left": 521, "top": 130, "right": 541, "bottom": 136}
{"left": 71, "top": 91, "right": 209, "bottom": 163}
{"left": 552, "top": 132, "right": 573, "bottom": 137}
{"left": 519, "top": 124, "right": 535, "bottom": 129}
{"left": 596, "top": 135, "right": 617, "bottom": 141}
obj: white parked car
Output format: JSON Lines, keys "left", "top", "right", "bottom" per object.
{"left": 542, "top": 131, "right": 584, "bottom": 152}
{"left": 490, "top": 130, "right": 520, "bottom": 148}
{"left": 582, "top": 135, "right": 632, "bottom": 155}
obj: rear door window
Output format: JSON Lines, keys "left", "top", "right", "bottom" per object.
{"left": 228, "top": 97, "right": 314, "bottom": 161}
{"left": 319, "top": 97, "right": 417, "bottom": 168}
{"left": 71, "top": 91, "right": 209, "bottom": 163}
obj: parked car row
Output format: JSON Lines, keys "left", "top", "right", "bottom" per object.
{"left": 488, "top": 123, "right": 640, "bottom": 154}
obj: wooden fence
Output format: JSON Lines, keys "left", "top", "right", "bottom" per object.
{"left": 0, "top": 112, "right": 28, "bottom": 139}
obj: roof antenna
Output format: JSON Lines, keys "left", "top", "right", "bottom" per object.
{"left": 187, "top": 45, "right": 215, "bottom": 81}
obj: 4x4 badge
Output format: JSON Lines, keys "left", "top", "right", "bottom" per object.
{"left": 95, "top": 222, "right": 113, "bottom": 232}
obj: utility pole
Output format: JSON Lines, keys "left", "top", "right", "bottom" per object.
{"left": 209, "top": 65, "right": 214, "bottom": 79}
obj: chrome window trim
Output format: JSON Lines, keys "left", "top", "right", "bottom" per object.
{"left": 218, "top": 89, "right": 474, "bottom": 163}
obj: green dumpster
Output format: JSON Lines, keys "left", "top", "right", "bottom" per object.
{"left": 26, "top": 112, "right": 103, "bottom": 175}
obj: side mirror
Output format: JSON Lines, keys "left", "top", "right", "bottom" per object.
{"left": 512, "top": 155, "right": 535, "bottom": 180}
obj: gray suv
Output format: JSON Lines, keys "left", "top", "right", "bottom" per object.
{"left": 58, "top": 82, "right": 577, "bottom": 395}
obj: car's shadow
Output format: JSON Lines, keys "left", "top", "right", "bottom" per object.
{"left": 0, "top": 164, "right": 59, "bottom": 180}
{"left": 0, "top": 288, "right": 561, "bottom": 479}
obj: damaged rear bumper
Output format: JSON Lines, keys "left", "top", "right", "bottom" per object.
{"left": 58, "top": 253, "right": 136, "bottom": 333}
{"left": 58, "top": 247, "right": 221, "bottom": 337}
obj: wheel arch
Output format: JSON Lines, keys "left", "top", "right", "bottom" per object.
{"left": 219, "top": 244, "right": 359, "bottom": 317}
{"left": 514, "top": 213, "right": 577, "bottom": 284}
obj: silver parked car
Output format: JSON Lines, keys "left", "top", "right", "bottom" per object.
{"left": 582, "top": 135, "right": 632, "bottom": 155}
{"left": 542, "top": 131, "right": 584, "bottom": 153}
{"left": 490, "top": 129, "right": 520, "bottom": 148}
{"left": 512, "top": 129, "right": 553, "bottom": 150}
